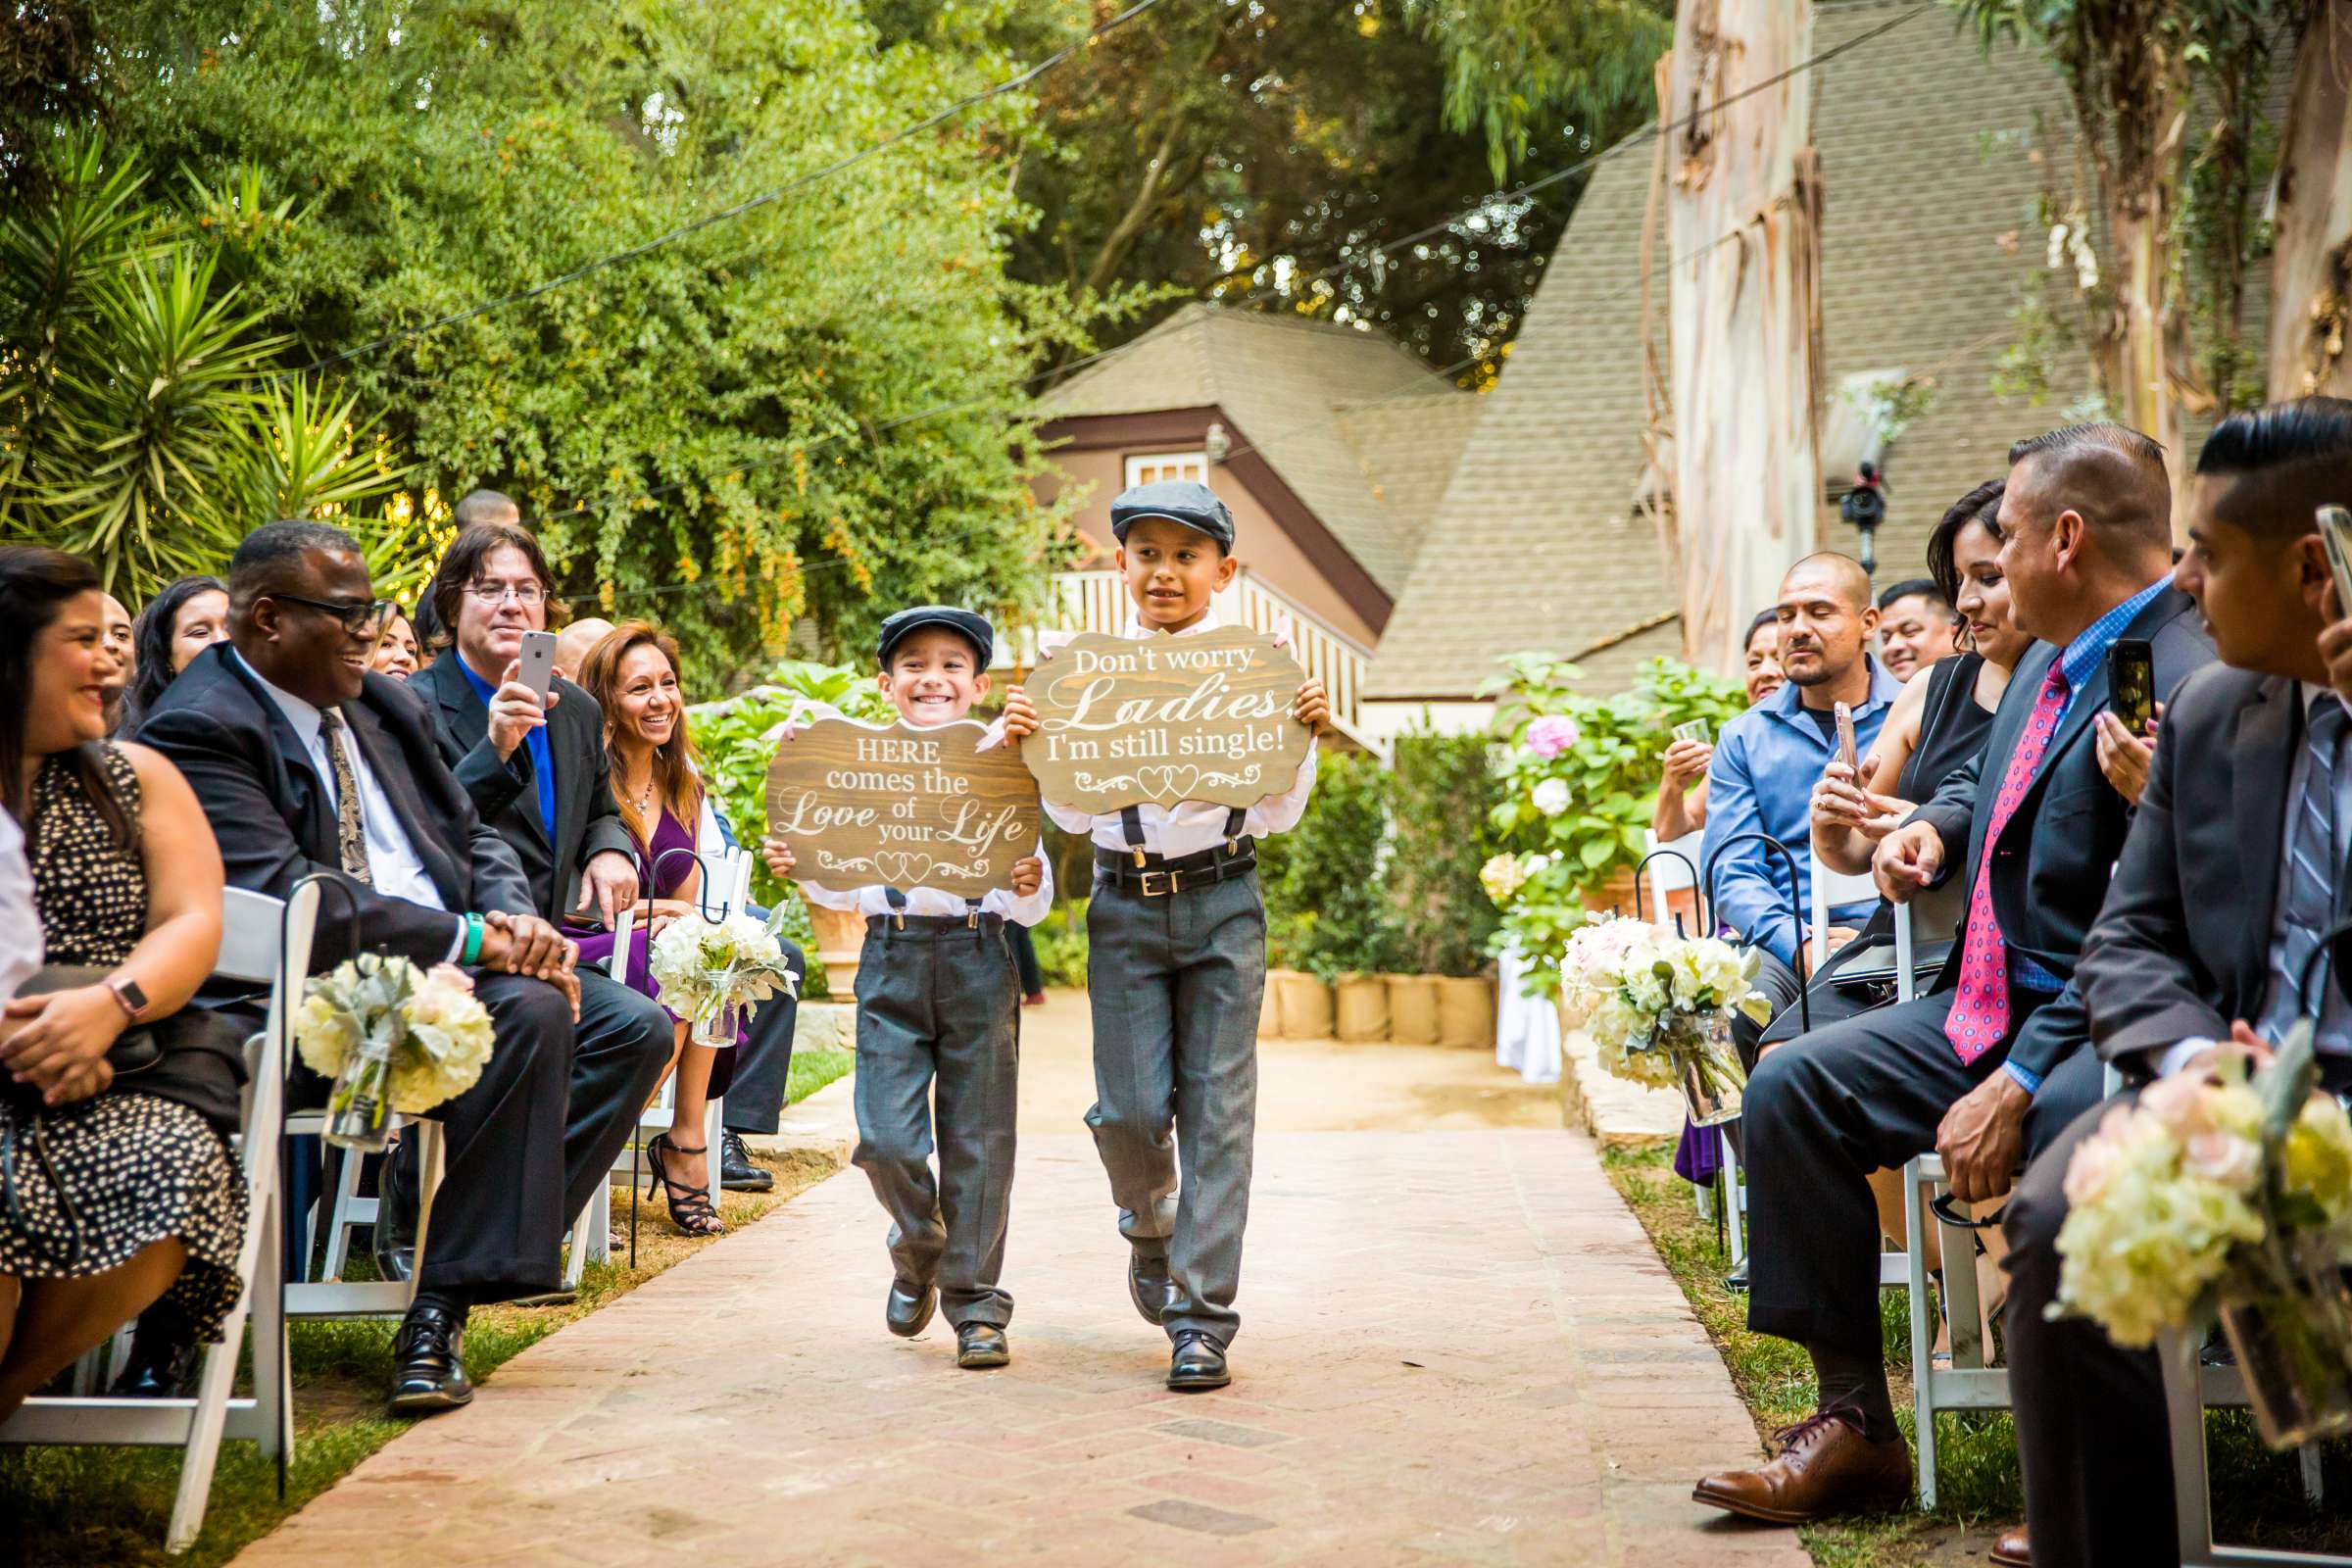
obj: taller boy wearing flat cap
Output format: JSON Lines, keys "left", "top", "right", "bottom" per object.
{"left": 763, "top": 607, "right": 1052, "bottom": 1371}
{"left": 1043, "top": 480, "right": 1328, "bottom": 1391}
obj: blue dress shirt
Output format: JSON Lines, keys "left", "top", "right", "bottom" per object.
{"left": 459, "top": 655, "right": 557, "bottom": 836}
{"left": 1701, "top": 658, "right": 1907, "bottom": 967}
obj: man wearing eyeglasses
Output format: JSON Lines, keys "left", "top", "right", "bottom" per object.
{"left": 137, "top": 520, "right": 635, "bottom": 1413}
{"left": 405, "top": 500, "right": 671, "bottom": 1281}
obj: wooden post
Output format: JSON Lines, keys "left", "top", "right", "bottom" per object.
{"left": 1664, "top": 0, "right": 1824, "bottom": 679}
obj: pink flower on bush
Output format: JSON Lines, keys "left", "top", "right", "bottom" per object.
{"left": 1525, "top": 714, "right": 1582, "bottom": 760}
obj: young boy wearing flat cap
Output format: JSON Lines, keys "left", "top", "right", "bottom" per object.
{"left": 762, "top": 606, "right": 1051, "bottom": 1371}
{"left": 1041, "top": 479, "right": 1328, "bottom": 1392}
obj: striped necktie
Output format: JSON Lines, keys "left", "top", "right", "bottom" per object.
{"left": 2260, "top": 699, "right": 2347, "bottom": 1042}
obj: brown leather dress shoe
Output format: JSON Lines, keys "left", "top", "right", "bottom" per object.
{"left": 1989, "top": 1524, "right": 2031, "bottom": 1566}
{"left": 1691, "top": 1408, "right": 1911, "bottom": 1524}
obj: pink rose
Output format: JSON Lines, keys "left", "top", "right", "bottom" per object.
{"left": 1525, "top": 714, "right": 1582, "bottom": 760}
{"left": 2181, "top": 1130, "right": 2259, "bottom": 1191}
{"left": 426, "top": 963, "right": 477, "bottom": 993}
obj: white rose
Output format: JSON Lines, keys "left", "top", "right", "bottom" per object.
{"left": 1531, "top": 777, "right": 1571, "bottom": 816}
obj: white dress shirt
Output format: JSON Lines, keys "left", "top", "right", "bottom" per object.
{"left": 1038, "top": 609, "right": 1319, "bottom": 858}
{"left": 778, "top": 702, "right": 1054, "bottom": 926}
{"left": 2160, "top": 683, "right": 2352, "bottom": 1077}
{"left": 235, "top": 651, "right": 464, "bottom": 957}
{"left": 0, "top": 808, "right": 38, "bottom": 1001}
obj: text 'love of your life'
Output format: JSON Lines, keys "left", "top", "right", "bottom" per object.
{"left": 763, "top": 717, "right": 1039, "bottom": 898}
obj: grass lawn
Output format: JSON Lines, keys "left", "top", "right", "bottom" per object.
{"left": 0, "top": 1145, "right": 843, "bottom": 1568}
{"left": 1600, "top": 1144, "right": 2352, "bottom": 1567}
{"left": 786, "top": 1046, "right": 853, "bottom": 1106}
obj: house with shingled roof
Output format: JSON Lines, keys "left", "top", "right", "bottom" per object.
{"left": 1362, "top": 0, "right": 2154, "bottom": 736}
{"left": 1026, "top": 303, "right": 1481, "bottom": 754}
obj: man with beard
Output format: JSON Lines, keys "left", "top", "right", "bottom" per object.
{"left": 1700, "top": 554, "right": 1902, "bottom": 1062}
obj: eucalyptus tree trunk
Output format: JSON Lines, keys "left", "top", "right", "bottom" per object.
{"left": 2269, "top": 1, "right": 2352, "bottom": 402}
{"left": 2089, "top": 32, "right": 2191, "bottom": 510}
{"left": 1663, "top": 0, "right": 1824, "bottom": 678}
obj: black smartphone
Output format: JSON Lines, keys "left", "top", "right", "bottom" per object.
{"left": 2108, "top": 637, "right": 2154, "bottom": 736}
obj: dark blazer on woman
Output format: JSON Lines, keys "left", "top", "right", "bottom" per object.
{"left": 412, "top": 650, "right": 633, "bottom": 926}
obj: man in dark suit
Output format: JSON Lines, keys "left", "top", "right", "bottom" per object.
{"left": 139, "top": 520, "right": 620, "bottom": 1413}
{"left": 2004, "top": 400, "right": 2352, "bottom": 1568}
{"left": 403, "top": 514, "right": 670, "bottom": 1266}
{"left": 1694, "top": 422, "right": 2214, "bottom": 1526}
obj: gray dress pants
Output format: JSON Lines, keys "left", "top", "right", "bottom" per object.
{"left": 851, "top": 915, "right": 1020, "bottom": 1328}
{"left": 1085, "top": 870, "right": 1266, "bottom": 1347}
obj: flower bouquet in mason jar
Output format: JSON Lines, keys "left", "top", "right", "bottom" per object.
{"left": 295, "top": 955, "right": 496, "bottom": 1152}
{"left": 648, "top": 908, "right": 801, "bottom": 1049}
{"left": 2053, "top": 1021, "right": 2352, "bottom": 1448}
{"left": 1558, "top": 915, "right": 1772, "bottom": 1126}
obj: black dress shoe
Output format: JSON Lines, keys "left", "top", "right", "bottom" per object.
{"left": 1129, "top": 1253, "right": 1175, "bottom": 1326}
{"left": 886, "top": 1277, "right": 937, "bottom": 1338}
{"left": 387, "top": 1303, "right": 474, "bottom": 1414}
{"left": 956, "top": 1323, "right": 1010, "bottom": 1369}
{"left": 110, "top": 1309, "right": 200, "bottom": 1398}
{"left": 1168, "top": 1331, "right": 1230, "bottom": 1392}
{"left": 1723, "top": 1264, "right": 1749, "bottom": 1293}
{"left": 718, "top": 1130, "right": 774, "bottom": 1193}
{"left": 373, "top": 1143, "right": 419, "bottom": 1284}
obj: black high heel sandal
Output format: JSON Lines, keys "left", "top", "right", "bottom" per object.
{"left": 645, "top": 1133, "right": 728, "bottom": 1238}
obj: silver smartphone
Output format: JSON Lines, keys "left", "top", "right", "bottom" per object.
{"left": 517, "top": 628, "right": 557, "bottom": 701}
{"left": 1671, "top": 719, "right": 1711, "bottom": 746}
{"left": 1834, "top": 700, "right": 1858, "bottom": 773}
{"left": 2322, "top": 506, "right": 2352, "bottom": 618}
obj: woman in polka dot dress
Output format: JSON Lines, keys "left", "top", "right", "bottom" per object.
{"left": 0, "top": 547, "right": 245, "bottom": 1422}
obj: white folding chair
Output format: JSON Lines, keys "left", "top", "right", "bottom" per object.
{"left": 0, "top": 882, "right": 318, "bottom": 1553}
{"left": 1808, "top": 852, "right": 1881, "bottom": 972}
{"left": 1640, "top": 829, "right": 1706, "bottom": 933}
{"left": 2160, "top": 1322, "right": 2334, "bottom": 1566}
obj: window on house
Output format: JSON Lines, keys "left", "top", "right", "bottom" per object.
{"left": 1125, "top": 451, "right": 1206, "bottom": 489}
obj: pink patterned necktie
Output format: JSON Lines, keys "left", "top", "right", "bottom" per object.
{"left": 1943, "top": 663, "right": 2072, "bottom": 1062}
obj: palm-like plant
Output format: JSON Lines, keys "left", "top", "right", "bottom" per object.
{"left": 0, "top": 133, "right": 413, "bottom": 600}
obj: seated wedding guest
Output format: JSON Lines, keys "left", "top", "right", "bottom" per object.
{"left": 570, "top": 620, "right": 774, "bottom": 1233}
{"left": 1783, "top": 480, "right": 2028, "bottom": 1041}
{"left": 0, "top": 547, "right": 245, "bottom": 1422}
{"left": 407, "top": 522, "right": 669, "bottom": 1280}
{"left": 2004, "top": 399, "right": 2352, "bottom": 1568}
{"left": 1700, "top": 555, "right": 1899, "bottom": 1062}
{"left": 98, "top": 592, "right": 134, "bottom": 735}
{"left": 121, "top": 575, "right": 229, "bottom": 735}
{"left": 553, "top": 615, "right": 614, "bottom": 683}
{"left": 1693, "top": 423, "right": 2211, "bottom": 1528}
{"left": 369, "top": 609, "right": 420, "bottom": 680}
{"left": 139, "top": 521, "right": 638, "bottom": 1414}
{"left": 1652, "top": 610, "right": 1783, "bottom": 844}
{"left": 1876, "top": 576, "right": 1957, "bottom": 680}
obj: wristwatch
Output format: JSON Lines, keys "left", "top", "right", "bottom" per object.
{"left": 107, "top": 973, "right": 151, "bottom": 1022}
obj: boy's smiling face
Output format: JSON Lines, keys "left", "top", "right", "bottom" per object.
{"left": 1116, "top": 515, "right": 1238, "bottom": 632}
{"left": 879, "top": 625, "right": 991, "bottom": 726}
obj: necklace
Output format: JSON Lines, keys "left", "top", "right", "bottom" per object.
{"left": 624, "top": 758, "right": 659, "bottom": 821}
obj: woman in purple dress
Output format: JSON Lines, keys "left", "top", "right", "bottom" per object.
{"left": 571, "top": 622, "right": 737, "bottom": 1237}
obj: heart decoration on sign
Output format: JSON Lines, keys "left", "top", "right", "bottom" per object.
{"left": 871, "top": 851, "right": 939, "bottom": 886}
{"left": 1135, "top": 764, "right": 1201, "bottom": 804}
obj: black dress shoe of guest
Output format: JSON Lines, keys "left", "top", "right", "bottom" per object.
{"left": 109, "top": 1314, "right": 200, "bottom": 1398}
{"left": 886, "top": 1277, "right": 938, "bottom": 1338}
{"left": 373, "top": 1144, "right": 419, "bottom": 1284}
{"left": 1129, "top": 1253, "right": 1175, "bottom": 1326}
{"left": 956, "top": 1323, "right": 1010, "bottom": 1370}
{"left": 718, "top": 1130, "right": 774, "bottom": 1193}
{"left": 1168, "top": 1331, "right": 1231, "bottom": 1392}
{"left": 1724, "top": 1264, "right": 1750, "bottom": 1293}
{"left": 387, "top": 1303, "right": 474, "bottom": 1415}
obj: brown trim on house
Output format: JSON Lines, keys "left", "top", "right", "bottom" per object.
{"left": 1038, "top": 405, "right": 1395, "bottom": 634}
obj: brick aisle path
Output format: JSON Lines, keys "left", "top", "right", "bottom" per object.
{"left": 237, "top": 1024, "right": 1803, "bottom": 1568}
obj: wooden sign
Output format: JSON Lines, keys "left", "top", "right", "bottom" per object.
{"left": 1021, "top": 627, "right": 1311, "bottom": 814}
{"left": 763, "top": 717, "right": 1038, "bottom": 897}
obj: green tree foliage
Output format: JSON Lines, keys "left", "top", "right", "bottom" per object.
{"left": 937, "top": 0, "right": 1669, "bottom": 376}
{"left": 80, "top": 0, "right": 1089, "bottom": 684}
{"left": 0, "top": 132, "right": 411, "bottom": 598}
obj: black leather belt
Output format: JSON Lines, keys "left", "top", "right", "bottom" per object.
{"left": 865, "top": 910, "right": 1004, "bottom": 935}
{"left": 1095, "top": 839, "right": 1257, "bottom": 898}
